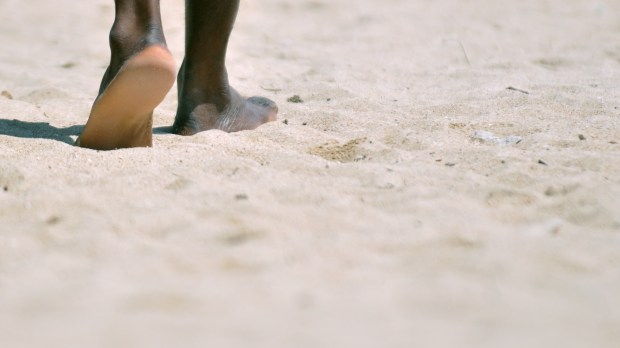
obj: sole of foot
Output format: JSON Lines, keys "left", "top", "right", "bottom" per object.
{"left": 76, "top": 45, "right": 176, "bottom": 150}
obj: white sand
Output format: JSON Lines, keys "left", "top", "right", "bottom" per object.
{"left": 0, "top": 0, "right": 619, "bottom": 347}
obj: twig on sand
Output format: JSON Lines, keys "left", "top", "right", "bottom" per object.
{"left": 456, "top": 41, "right": 471, "bottom": 66}
{"left": 260, "top": 86, "right": 282, "bottom": 92}
{"left": 443, "top": 39, "right": 471, "bottom": 66}
{"left": 506, "top": 86, "right": 530, "bottom": 95}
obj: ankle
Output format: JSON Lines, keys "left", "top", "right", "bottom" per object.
{"left": 179, "top": 62, "right": 231, "bottom": 107}
{"left": 109, "top": 22, "right": 166, "bottom": 58}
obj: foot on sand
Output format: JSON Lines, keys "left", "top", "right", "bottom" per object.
{"left": 172, "top": 84, "right": 278, "bottom": 136}
{"left": 76, "top": 45, "right": 176, "bottom": 150}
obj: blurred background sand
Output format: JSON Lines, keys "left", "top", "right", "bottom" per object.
{"left": 0, "top": 0, "right": 619, "bottom": 347}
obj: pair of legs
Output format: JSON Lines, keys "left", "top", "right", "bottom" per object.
{"left": 77, "top": 0, "right": 278, "bottom": 150}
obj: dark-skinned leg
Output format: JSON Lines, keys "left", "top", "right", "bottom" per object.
{"left": 172, "top": 0, "right": 278, "bottom": 135}
{"left": 99, "top": 0, "right": 169, "bottom": 94}
{"left": 77, "top": 0, "right": 176, "bottom": 150}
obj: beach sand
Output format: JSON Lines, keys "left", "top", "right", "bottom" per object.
{"left": 0, "top": 0, "right": 619, "bottom": 347}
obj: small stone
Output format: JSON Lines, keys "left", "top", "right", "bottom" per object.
{"left": 302, "top": 122, "right": 308, "bottom": 126}
{"left": 445, "top": 162, "right": 456, "bottom": 167}
{"left": 578, "top": 134, "right": 586, "bottom": 141}
{"left": 235, "top": 194, "right": 248, "bottom": 201}
{"left": 46, "top": 216, "right": 61, "bottom": 225}
{"left": 287, "top": 95, "right": 304, "bottom": 103}
{"left": 283, "top": 119, "right": 289, "bottom": 125}
{"left": 3, "top": 186, "right": 7, "bottom": 192}
{"left": 1, "top": 90, "right": 13, "bottom": 99}
{"left": 538, "top": 159, "right": 548, "bottom": 166}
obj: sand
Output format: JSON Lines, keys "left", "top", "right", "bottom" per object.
{"left": 0, "top": 0, "right": 619, "bottom": 347}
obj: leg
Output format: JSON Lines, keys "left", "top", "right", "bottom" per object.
{"left": 172, "top": 0, "right": 277, "bottom": 135}
{"left": 77, "top": 0, "right": 176, "bottom": 150}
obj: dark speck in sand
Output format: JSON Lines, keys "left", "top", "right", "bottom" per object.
{"left": 235, "top": 194, "right": 249, "bottom": 201}
{"left": 46, "top": 216, "right": 61, "bottom": 225}
{"left": 287, "top": 95, "right": 304, "bottom": 103}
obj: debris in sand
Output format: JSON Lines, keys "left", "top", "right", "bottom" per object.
{"left": 46, "top": 216, "right": 61, "bottom": 225}
{"left": 506, "top": 86, "right": 530, "bottom": 95}
{"left": 235, "top": 194, "right": 249, "bottom": 201}
{"left": 1, "top": 90, "right": 13, "bottom": 99}
{"left": 287, "top": 95, "right": 304, "bottom": 103}
{"left": 472, "top": 130, "right": 522, "bottom": 146}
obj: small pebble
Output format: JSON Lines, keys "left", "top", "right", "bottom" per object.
{"left": 283, "top": 119, "right": 288, "bottom": 125}
{"left": 235, "top": 194, "right": 248, "bottom": 201}
{"left": 1, "top": 90, "right": 13, "bottom": 99}
{"left": 538, "top": 159, "right": 548, "bottom": 166}
{"left": 46, "top": 216, "right": 61, "bottom": 225}
{"left": 578, "top": 134, "right": 586, "bottom": 141}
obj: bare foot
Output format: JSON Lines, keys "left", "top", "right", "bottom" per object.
{"left": 172, "top": 87, "right": 278, "bottom": 135}
{"left": 171, "top": 0, "right": 278, "bottom": 136}
{"left": 76, "top": 45, "right": 176, "bottom": 150}
{"left": 77, "top": 1, "right": 175, "bottom": 151}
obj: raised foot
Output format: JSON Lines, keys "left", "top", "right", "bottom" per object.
{"left": 172, "top": 89, "right": 278, "bottom": 136}
{"left": 77, "top": 45, "right": 176, "bottom": 150}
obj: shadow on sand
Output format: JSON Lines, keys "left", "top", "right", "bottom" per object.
{"left": 0, "top": 119, "right": 83, "bottom": 145}
{"left": 0, "top": 119, "right": 177, "bottom": 146}
{"left": 153, "top": 126, "right": 173, "bottom": 134}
